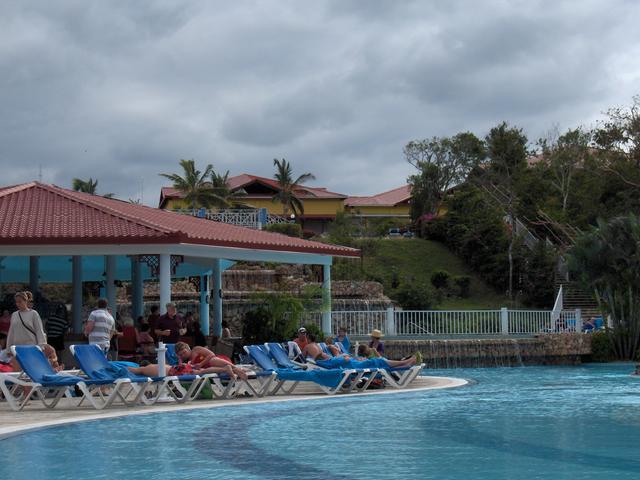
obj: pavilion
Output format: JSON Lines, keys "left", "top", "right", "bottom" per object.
{"left": 0, "top": 182, "right": 359, "bottom": 336}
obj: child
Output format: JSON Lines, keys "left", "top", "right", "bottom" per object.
{"left": 136, "top": 323, "right": 156, "bottom": 355}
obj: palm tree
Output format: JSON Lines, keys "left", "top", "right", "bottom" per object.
{"left": 210, "top": 170, "right": 249, "bottom": 209}
{"left": 71, "top": 178, "right": 114, "bottom": 198}
{"left": 159, "top": 159, "right": 215, "bottom": 210}
{"left": 272, "top": 158, "right": 316, "bottom": 219}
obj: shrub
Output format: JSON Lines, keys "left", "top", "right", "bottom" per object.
{"left": 430, "top": 270, "right": 451, "bottom": 289}
{"left": 589, "top": 331, "right": 614, "bottom": 362}
{"left": 302, "top": 323, "right": 324, "bottom": 340}
{"left": 453, "top": 275, "right": 472, "bottom": 297}
{"left": 265, "top": 223, "right": 302, "bottom": 238}
{"left": 393, "top": 281, "right": 437, "bottom": 310}
{"left": 241, "top": 292, "right": 303, "bottom": 344}
{"left": 421, "top": 217, "right": 447, "bottom": 241}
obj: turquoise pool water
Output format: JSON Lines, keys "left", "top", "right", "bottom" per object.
{"left": 2, "top": 364, "right": 640, "bottom": 479}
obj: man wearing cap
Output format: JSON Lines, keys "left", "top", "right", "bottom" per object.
{"left": 155, "top": 303, "right": 186, "bottom": 344}
{"left": 368, "top": 329, "right": 385, "bottom": 357}
{"left": 293, "top": 327, "right": 309, "bottom": 351}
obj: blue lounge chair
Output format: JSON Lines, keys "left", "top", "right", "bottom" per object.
{"left": 70, "top": 344, "right": 197, "bottom": 405}
{"left": 164, "top": 343, "right": 276, "bottom": 399}
{"left": 252, "top": 344, "right": 372, "bottom": 395}
{"left": 0, "top": 345, "right": 120, "bottom": 411}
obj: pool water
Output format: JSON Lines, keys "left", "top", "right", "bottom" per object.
{"left": 2, "top": 364, "right": 640, "bottom": 480}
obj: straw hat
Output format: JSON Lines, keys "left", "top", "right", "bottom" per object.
{"left": 370, "top": 329, "right": 384, "bottom": 339}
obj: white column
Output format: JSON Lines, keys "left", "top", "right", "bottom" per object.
{"left": 575, "top": 308, "right": 582, "bottom": 333}
{"left": 386, "top": 306, "right": 396, "bottom": 336}
{"left": 105, "top": 255, "right": 117, "bottom": 315}
{"left": 72, "top": 256, "right": 83, "bottom": 333}
{"left": 212, "top": 259, "right": 222, "bottom": 337}
{"left": 501, "top": 307, "right": 509, "bottom": 335}
{"left": 321, "top": 263, "right": 332, "bottom": 336}
{"left": 159, "top": 254, "right": 171, "bottom": 315}
{"left": 199, "top": 274, "right": 210, "bottom": 336}
{"left": 29, "top": 256, "right": 39, "bottom": 293}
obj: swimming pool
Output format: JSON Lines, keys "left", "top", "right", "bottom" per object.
{"left": 2, "top": 364, "right": 640, "bottom": 479}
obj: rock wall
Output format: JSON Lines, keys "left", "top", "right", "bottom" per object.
{"left": 381, "top": 334, "right": 592, "bottom": 367}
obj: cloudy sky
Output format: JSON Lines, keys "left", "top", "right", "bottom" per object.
{"left": 1, "top": 1, "right": 639, "bottom": 205}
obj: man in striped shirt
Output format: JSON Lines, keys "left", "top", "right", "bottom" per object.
{"left": 84, "top": 298, "right": 115, "bottom": 354}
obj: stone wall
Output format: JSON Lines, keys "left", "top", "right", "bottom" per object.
{"left": 381, "top": 334, "right": 592, "bottom": 367}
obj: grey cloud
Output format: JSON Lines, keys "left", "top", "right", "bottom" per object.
{"left": 1, "top": 1, "right": 639, "bottom": 202}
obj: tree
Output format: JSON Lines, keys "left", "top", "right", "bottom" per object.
{"left": 568, "top": 215, "right": 640, "bottom": 359}
{"left": 71, "top": 177, "right": 114, "bottom": 198}
{"left": 404, "top": 132, "right": 485, "bottom": 219}
{"left": 484, "top": 122, "right": 529, "bottom": 300}
{"left": 538, "top": 127, "right": 591, "bottom": 214}
{"left": 159, "top": 159, "right": 215, "bottom": 210}
{"left": 593, "top": 95, "right": 640, "bottom": 187}
{"left": 210, "top": 170, "right": 249, "bottom": 209}
{"left": 272, "top": 158, "right": 316, "bottom": 219}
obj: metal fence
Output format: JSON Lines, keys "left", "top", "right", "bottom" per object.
{"left": 299, "top": 308, "right": 584, "bottom": 337}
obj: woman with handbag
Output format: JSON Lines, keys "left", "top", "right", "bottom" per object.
{"left": 6, "top": 291, "right": 47, "bottom": 370}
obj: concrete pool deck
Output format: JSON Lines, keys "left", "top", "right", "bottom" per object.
{"left": 0, "top": 375, "right": 466, "bottom": 439}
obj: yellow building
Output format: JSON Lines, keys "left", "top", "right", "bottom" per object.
{"left": 159, "top": 173, "right": 347, "bottom": 234}
{"left": 344, "top": 185, "right": 411, "bottom": 219}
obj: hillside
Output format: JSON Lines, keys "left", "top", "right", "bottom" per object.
{"left": 358, "top": 238, "right": 511, "bottom": 310}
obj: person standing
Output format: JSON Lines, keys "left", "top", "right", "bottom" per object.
{"left": 7, "top": 290, "right": 47, "bottom": 347}
{"left": 7, "top": 291, "right": 47, "bottom": 370}
{"left": 155, "top": 303, "right": 185, "bottom": 344}
{"left": 147, "top": 305, "right": 161, "bottom": 343}
{"left": 84, "top": 298, "right": 115, "bottom": 355}
{"left": 45, "top": 304, "right": 69, "bottom": 358}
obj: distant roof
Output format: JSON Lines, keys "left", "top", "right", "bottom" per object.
{"left": 345, "top": 185, "right": 412, "bottom": 207}
{"left": 160, "top": 174, "right": 346, "bottom": 208}
{"left": 0, "top": 182, "right": 359, "bottom": 258}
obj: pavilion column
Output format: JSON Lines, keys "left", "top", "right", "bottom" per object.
{"left": 29, "top": 256, "right": 39, "bottom": 293}
{"left": 159, "top": 254, "right": 171, "bottom": 315}
{"left": 72, "top": 256, "right": 83, "bottom": 333}
{"left": 212, "top": 259, "right": 222, "bottom": 337}
{"left": 105, "top": 255, "right": 117, "bottom": 315}
{"left": 131, "top": 256, "right": 144, "bottom": 320}
{"left": 321, "top": 263, "right": 332, "bottom": 336}
{"left": 199, "top": 274, "right": 209, "bottom": 336}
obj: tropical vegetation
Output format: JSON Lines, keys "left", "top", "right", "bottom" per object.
{"left": 272, "top": 158, "right": 315, "bottom": 219}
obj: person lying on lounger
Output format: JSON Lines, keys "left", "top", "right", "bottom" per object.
{"left": 127, "top": 343, "right": 251, "bottom": 380}
{"left": 174, "top": 342, "right": 250, "bottom": 380}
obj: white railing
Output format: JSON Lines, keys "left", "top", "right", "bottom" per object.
{"left": 299, "top": 308, "right": 584, "bottom": 336}
{"left": 396, "top": 310, "right": 502, "bottom": 336}
{"left": 173, "top": 208, "right": 293, "bottom": 230}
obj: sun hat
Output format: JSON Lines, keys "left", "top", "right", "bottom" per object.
{"left": 298, "top": 327, "right": 307, "bottom": 333}
{"left": 370, "top": 329, "right": 384, "bottom": 339}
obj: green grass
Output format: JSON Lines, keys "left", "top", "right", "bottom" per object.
{"left": 358, "top": 238, "right": 510, "bottom": 310}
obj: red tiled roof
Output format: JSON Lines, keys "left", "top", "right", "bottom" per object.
{"left": 0, "top": 182, "right": 359, "bottom": 258}
{"left": 345, "top": 185, "right": 412, "bottom": 207}
{"left": 160, "top": 174, "right": 346, "bottom": 206}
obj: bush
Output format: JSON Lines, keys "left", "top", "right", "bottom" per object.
{"left": 453, "top": 275, "right": 472, "bottom": 297}
{"left": 421, "top": 217, "right": 448, "bottom": 241}
{"left": 301, "top": 323, "right": 324, "bottom": 341}
{"left": 241, "top": 292, "right": 302, "bottom": 344}
{"left": 589, "top": 331, "right": 614, "bottom": 362}
{"left": 393, "top": 281, "right": 437, "bottom": 310}
{"left": 430, "top": 270, "right": 451, "bottom": 289}
{"left": 265, "top": 223, "right": 302, "bottom": 238}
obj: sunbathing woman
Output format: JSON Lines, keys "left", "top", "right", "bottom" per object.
{"left": 175, "top": 342, "right": 250, "bottom": 380}
{"left": 127, "top": 343, "right": 250, "bottom": 380}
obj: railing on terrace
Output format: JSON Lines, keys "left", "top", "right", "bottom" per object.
{"left": 298, "top": 308, "right": 585, "bottom": 337}
{"left": 172, "top": 207, "right": 291, "bottom": 229}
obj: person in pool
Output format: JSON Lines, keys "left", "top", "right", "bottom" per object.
{"left": 631, "top": 364, "right": 640, "bottom": 376}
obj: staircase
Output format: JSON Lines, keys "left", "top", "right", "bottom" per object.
{"left": 556, "top": 282, "right": 601, "bottom": 320}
